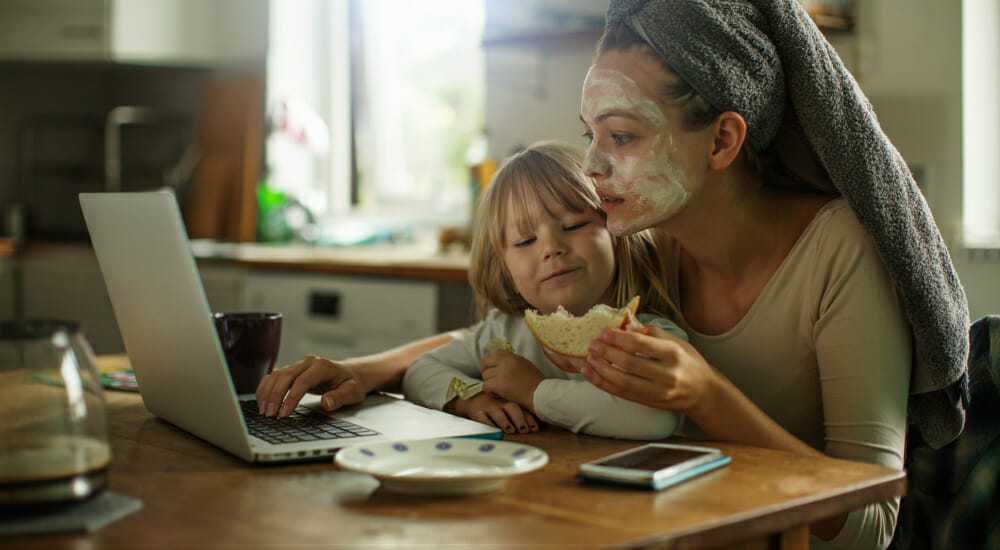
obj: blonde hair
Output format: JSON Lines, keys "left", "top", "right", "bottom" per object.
{"left": 468, "top": 140, "right": 680, "bottom": 321}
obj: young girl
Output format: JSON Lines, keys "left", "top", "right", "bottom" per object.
{"left": 401, "top": 141, "right": 686, "bottom": 439}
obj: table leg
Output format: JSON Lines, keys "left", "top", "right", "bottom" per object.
{"left": 718, "top": 525, "right": 810, "bottom": 550}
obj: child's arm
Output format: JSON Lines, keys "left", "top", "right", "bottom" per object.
{"left": 484, "top": 316, "right": 686, "bottom": 440}
{"left": 401, "top": 316, "right": 538, "bottom": 433}
{"left": 532, "top": 379, "right": 681, "bottom": 439}
{"left": 481, "top": 359, "right": 682, "bottom": 440}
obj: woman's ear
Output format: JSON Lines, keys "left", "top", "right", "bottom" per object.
{"left": 709, "top": 111, "right": 748, "bottom": 171}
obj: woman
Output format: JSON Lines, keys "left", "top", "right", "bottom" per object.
{"left": 543, "top": 1, "right": 967, "bottom": 548}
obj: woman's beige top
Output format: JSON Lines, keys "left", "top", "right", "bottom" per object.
{"left": 669, "top": 198, "right": 912, "bottom": 550}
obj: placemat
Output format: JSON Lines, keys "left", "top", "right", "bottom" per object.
{"left": 0, "top": 491, "right": 142, "bottom": 537}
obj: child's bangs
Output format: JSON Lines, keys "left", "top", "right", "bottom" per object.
{"left": 500, "top": 165, "right": 601, "bottom": 243}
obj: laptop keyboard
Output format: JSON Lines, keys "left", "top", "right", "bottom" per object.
{"left": 240, "top": 401, "right": 380, "bottom": 445}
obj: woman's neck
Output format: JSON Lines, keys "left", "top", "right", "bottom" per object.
{"left": 664, "top": 175, "right": 831, "bottom": 334}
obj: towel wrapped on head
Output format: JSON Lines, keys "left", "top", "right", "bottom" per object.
{"left": 606, "top": 0, "right": 970, "bottom": 450}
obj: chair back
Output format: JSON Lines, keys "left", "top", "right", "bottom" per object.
{"left": 892, "top": 315, "right": 1000, "bottom": 549}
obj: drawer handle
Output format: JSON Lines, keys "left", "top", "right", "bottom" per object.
{"left": 309, "top": 292, "right": 340, "bottom": 319}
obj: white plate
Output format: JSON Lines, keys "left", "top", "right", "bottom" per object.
{"left": 335, "top": 437, "right": 549, "bottom": 496}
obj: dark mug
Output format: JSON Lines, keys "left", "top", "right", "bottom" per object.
{"left": 212, "top": 312, "right": 282, "bottom": 394}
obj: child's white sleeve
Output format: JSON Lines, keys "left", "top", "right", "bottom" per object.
{"left": 402, "top": 322, "right": 489, "bottom": 410}
{"left": 533, "top": 379, "right": 682, "bottom": 439}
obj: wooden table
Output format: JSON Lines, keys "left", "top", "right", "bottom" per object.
{"left": 7, "top": 390, "right": 905, "bottom": 549}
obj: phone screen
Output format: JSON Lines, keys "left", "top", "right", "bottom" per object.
{"left": 595, "top": 446, "right": 713, "bottom": 472}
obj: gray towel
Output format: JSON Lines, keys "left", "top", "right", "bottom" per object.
{"left": 607, "top": 0, "right": 970, "bottom": 450}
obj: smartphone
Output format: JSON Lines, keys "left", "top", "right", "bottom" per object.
{"left": 578, "top": 443, "right": 730, "bottom": 490}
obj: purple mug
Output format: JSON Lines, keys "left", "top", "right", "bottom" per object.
{"left": 213, "top": 312, "right": 282, "bottom": 394}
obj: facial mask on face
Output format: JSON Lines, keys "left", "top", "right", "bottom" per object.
{"left": 582, "top": 67, "right": 691, "bottom": 235}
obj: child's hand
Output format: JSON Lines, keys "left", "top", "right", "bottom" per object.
{"left": 448, "top": 392, "right": 539, "bottom": 434}
{"left": 479, "top": 351, "right": 544, "bottom": 410}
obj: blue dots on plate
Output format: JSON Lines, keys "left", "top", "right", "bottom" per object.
{"left": 512, "top": 448, "right": 527, "bottom": 457}
{"left": 436, "top": 441, "right": 452, "bottom": 451}
{"left": 393, "top": 443, "right": 408, "bottom": 452}
{"left": 360, "top": 448, "right": 374, "bottom": 457}
{"left": 478, "top": 443, "right": 495, "bottom": 453}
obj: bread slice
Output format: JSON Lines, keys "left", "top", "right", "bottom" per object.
{"left": 524, "top": 296, "right": 640, "bottom": 358}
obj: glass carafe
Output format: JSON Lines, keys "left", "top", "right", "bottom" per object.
{"left": 0, "top": 321, "right": 111, "bottom": 508}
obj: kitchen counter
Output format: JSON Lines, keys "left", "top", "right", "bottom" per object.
{"left": 15, "top": 239, "right": 471, "bottom": 283}
{"left": 190, "top": 240, "right": 471, "bottom": 282}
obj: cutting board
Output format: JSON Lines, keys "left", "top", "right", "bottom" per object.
{"left": 185, "top": 75, "right": 264, "bottom": 242}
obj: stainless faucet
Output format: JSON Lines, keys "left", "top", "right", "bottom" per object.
{"left": 104, "top": 106, "right": 199, "bottom": 193}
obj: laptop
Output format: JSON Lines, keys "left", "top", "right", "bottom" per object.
{"left": 79, "top": 190, "right": 500, "bottom": 464}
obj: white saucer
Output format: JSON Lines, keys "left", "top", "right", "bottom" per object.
{"left": 335, "top": 437, "right": 549, "bottom": 496}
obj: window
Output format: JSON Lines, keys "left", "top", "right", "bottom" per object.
{"left": 266, "top": 0, "right": 485, "bottom": 242}
{"left": 962, "top": 0, "right": 1000, "bottom": 246}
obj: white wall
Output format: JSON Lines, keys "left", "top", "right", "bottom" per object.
{"left": 850, "top": 2, "right": 1000, "bottom": 319}
{"left": 484, "top": 0, "right": 605, "bottom": 158}
{"left": 484, "top": 0, "right": 1000, "bottom": 320}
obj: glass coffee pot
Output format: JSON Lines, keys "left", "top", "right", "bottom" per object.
{"left": 0, "top": 321, "right": 111, "bottom": 508}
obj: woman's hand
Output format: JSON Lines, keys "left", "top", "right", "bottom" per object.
{"left": 541, "top": 347, "right": 589, "bottom": 373}
{"left": 542, "top": 312, "right": 648, "bottom": 374}
{"left": 580, "top": 326, "right": 720, "bottom": 421}
{"left": 446, "top": 392, "right": 540, "bottom": 434}
{"left": 255, "top": 355, "right": 369, "bottom": 418}
{"left": 479, "top": 350, "right": 545, "bottom": 411}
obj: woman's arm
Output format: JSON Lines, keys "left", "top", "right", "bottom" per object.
{"left": 256, "top": 332, "right": 454, "bottom": 417}
{"left": 581, "top": 327, "right": 823, "bottom": 455}
{"left": 580, "top": 328, "right": 845, "bottom": 536}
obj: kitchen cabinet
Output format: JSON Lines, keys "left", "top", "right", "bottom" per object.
{"left": 20, "top": 246, "right": 123, "bottom": 353}
{"left": 0, "top": 0, "right": 267, "bottom": 66}
{"left": 244, "top": 271, "right": 439, "bottom": 369}
{"left": 13, "top": 244, "right": 468, "bottom": 361}
{"left": 17, "top": 246, "right": 246, "bottom": 354}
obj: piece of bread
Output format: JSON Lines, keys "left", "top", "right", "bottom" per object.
{"left": 524, "top": 296, "right": 640, "bottom": 358}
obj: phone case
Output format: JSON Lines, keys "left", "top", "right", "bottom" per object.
{"left": 579, "top": 455, "right": 731, "bottom": 491}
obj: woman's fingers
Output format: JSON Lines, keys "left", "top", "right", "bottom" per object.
{"left": 255, "top": 355, "right": 365, "bottom": 418}
{"left": 604, "top": 325, "right": 685, "bottom": 357}
{"left": 583, "top": 355, "right": 666, "bottom": 410}
{"left": 541, "top": 347, "right": 587, "bottom": 373}
{"left": 584, "top": 327, "right": 714, "bottom": 414}
{"left": 256, "top": 358, "right": 309, "bottom": 415}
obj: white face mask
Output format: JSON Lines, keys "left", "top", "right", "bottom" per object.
{"left": 581, "top": 66, "right": 692, "bottom": 236}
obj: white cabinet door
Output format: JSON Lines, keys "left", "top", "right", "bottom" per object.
{"left": 18, "top": 248, "right": 247, "bottom": 354}
{"left": 110, "top": 0, "right": 267, "bottom": 66}
{"left": 244, "top": 271, "right": 438, "bottom": 369}
{"left": 0, "top": 0, "right": 267, "bottom": 66}
{"left": 20, "top": 247, "right": 123, "bottom": 353}
{"left": 198, "top": 261, "right": 246, "bottom": 315}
